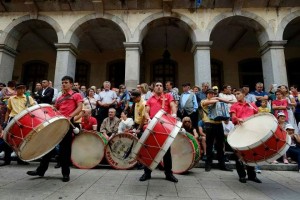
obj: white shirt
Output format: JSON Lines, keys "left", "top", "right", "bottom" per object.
{"left": 118, "top": 118, "right": 134, "bottom": 133}
{"left": 222, "top": 121, "right": 235, "bottom": 136}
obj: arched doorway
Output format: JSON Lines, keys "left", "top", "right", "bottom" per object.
{"left": 210, "top": 16, "right": 264, "bottom": 87}
{"left": 239, "top": 58, "right": 263, "bottom": 91}
{"left": 283, "top": 17, "right": 300, "bottom": 86}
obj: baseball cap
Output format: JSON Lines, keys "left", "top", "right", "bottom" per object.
{"left": 285, "top": 124, "right": 295, "bottom": 130}
{"left": 15, "top": 83, "right": 26, "bottom": 89}
{"left": 131, "top": 90, "right": 141, "bottom": 98}
{"left": 212, "top": 86, "right": 218, "bottom": 90}
{"left": 182, "top": 83, "right": 191, "bottom": 87}
{"left": 277, "top": 112, "right": 286, "bottom": 118}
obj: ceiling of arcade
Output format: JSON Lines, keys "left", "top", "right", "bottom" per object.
{"left": 4, "top": 1, "right": 299, "bottom": 54}
{"left": 1, "top": 0, "right": 300, "bottom": 12}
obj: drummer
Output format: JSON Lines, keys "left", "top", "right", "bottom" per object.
{"left": 27, "top": 76, "right": 83, "bottom": 182}
{"left": 0, "top": 83, "right": 35, "bottom": 166}
{"left": 139, "top": 81, "right": 178, "bottom": 183}
{"left": 230, "top": 88, "right": 262, "bottom": 183}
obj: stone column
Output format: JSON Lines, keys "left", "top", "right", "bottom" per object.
{"left": 0, "top": 44, "right": 17, "bottom": 84}
{"left": 192, "top": 41, "right": 213, "bottom": 87}
{"left": 53, "top": 43, "right": 78, "bottom": 88}
{"left": 124, "top": 42, "right": 142, "bottom": 90}
{"left": 260, "top": 41, "right": 288, "bottom": 88}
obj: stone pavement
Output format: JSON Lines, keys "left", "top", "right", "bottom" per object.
{"left": 0, "top": 163, "right": 300, "bottom": 200}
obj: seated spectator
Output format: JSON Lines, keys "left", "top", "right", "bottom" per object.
{"left": 181, "top": 117, "right": 199, "bottom": 139}
{"left": 100, "top": 108, "right": 120, "bottom": 140}
{"left": 272, "top": 90, "right": 288, "bottom": 121}
{"left": 75, "top": 109, "right": 97, "bottom": 131}
{"left": 118, "top": 110, "right": 134, "bottom": 133}
{"left": 285, "top": 124, "right": 300, "bottom": 172}
{"left": 198, "top": 119, "right": 207, "bottom": 161}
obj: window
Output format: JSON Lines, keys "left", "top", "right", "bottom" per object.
{"left": 152, "top": 58, "right": 177, "bottom": 86}
{"left": 211, "top": 59, "right": 223, "bottom": 88}
{"left": 22, "top": 61, "right": 48, "bottom": 92}
{"left": 287, "top": 58, "right": 300, "bottom": 86}
{"left": 75, "top": 60, "right": 90, "bottom": 87}
{"left": 239, "top": 58, "right": 263, "bottom": 91}
{"left": 107, "top": 60, "right": 125, "bottom": 88}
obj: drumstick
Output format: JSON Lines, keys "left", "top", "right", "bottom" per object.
{"left": 68, "top": 121, "right": 80, "bottom": 134}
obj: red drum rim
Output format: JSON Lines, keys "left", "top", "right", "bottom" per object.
{"left": 132, "top": 109, "right": 182, "bottom": 171}
{"left": 241, "top": 135, "right": 291, "bottom": 166}
{"left": 3, "top": 104, "right": 54, "bottom": 141}
{"left": 227, "top": 113, "right": 278, "bottom": 150}
{"left": 18, "top": 116, "right": 69, "bottom": 161}
{"left": 105, "top": 133, "right": 138, "bottom": 170}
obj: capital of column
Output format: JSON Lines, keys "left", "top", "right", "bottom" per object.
{"left": 0, "top": 44, "right": 18, "bottom": 57}
{"left": 123, "top": 42, "right": 143, "bottom": 54}
{"left": 54, "top": 43, "right": 78, "bottom": 57}
{"left": 191, "top": 41, "right": 213, "bottom": 54}
{"left": 259, "top": 40, "right": 287, "bottom": 56}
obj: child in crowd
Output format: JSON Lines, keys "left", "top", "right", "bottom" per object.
{"left": 198, "top": 120, "right": 207, "bottom": 161}
{"left": 258, "top": 99, "right": 270, "bottom": 113}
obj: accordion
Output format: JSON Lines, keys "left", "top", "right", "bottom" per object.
{"left": 208, "top": 102, "right": 230, "bottom": 121}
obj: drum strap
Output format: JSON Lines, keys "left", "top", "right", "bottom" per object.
{"left": 247, "top": 103, "right": 257, "bottom": 112}
{"left": 162, "top": 94, "right": 165, "bottom": 109}
{"left": 56, "top": 92, "right": 76, "bottom": 105}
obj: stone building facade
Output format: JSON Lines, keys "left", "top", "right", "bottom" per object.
{"left": 0, "top": 0, "right": 299, "bottom": 91}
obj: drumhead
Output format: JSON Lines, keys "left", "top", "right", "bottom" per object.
{"left": 227, "top": 113, "right": 278, "bottom": 149}
{"left": 18, "top": 116, "right": 70, "bottom": 161}
{"left": 3, "top": 104, "right": 53, "bottom": 140}
{"left": 105, "top": 133, "right": 138, "bottom": 170}
{"left": 72, "top": 131, "right": 107, "bottom": 169}
{"left": 170, "top": 132, "right": 195, "bottom": 174}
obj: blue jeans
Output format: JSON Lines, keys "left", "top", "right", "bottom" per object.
{"left": 286, "top": 146, "right": 300, "bottom": 169}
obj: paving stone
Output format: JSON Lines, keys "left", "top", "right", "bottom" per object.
{"left": 200, "top": 180, "right": 230, "bottom": 189}
{"left": 117, "top": 184, "right": 148, "bottom": 196}
{"left": 147, "top": 186, "right": 178, "bottom": 197}
{"left": 176, "top": 186, "right": 210, "bottom": 198}
{"left": 204, "top": 188, "right": 241, "bottom": 199}
{"left": 44, "top": 191, "right": 83, "bottom": 200}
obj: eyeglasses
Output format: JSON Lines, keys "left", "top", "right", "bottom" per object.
{"left": 121, "top": 88, "right": 126, "bottom": 89}
{"left": 184, "top": 121, "right": 191, "bottom": 123}
{"left": 155, "top": 84, "right": 163, "bottom": 87}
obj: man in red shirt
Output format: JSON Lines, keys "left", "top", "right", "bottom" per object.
{"left": 230, "top": 88, "right": 262, "bottom": 184}
{"left": 74, "top": 109, "right": 97, "bottom": 131}
{"left": 139, "top": 82, "right": 178, "bottom": 182}
{"left": 27, "top": 76, "right": 83, "bottom": 182}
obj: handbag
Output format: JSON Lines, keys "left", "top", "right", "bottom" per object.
{"left": 87, "top": 97, "right": 98, "bottom": 117}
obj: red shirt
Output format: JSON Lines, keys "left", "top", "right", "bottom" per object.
{"left": 272, "top": 99, "right": 288, "bottom": 121}
{"left": 81, "top": 116, "right": 97, "bottom": 130}
{"left": 230, "top": 101, "right": 258, "bottom": 125}
{"left": 55, "top": 90, "right": 83, "bottom": 117}
{"left": 146, "top": 93, "right": 174, "bottom": 119}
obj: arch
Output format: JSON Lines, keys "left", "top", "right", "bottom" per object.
{"left": 133, "top": 11, "right": 200, "bottom": 43}
{"left": 277, "top": 10, "right": 300, "bottom": 40}
{"left": 207, "top": 11, "right": 273, "bottom": 45}
{"left": 65, "top": 13, "right": 131, "bottom": 47}
{"left": 0, "top": 14, "right": 63, "bottom": 49}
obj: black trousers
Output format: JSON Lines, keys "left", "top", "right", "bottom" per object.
{"left": 36, "top": 125, "right": 73, "bottom": 176}
{"left": 204, "top": 122, "right": 226, "bottom": 166}
{"left": 235, "top": 157, "right": 256, "bottom": 179}
{"left": 144, "top": 147, "right": 173, "bottom": 175}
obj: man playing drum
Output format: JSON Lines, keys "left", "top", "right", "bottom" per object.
{"left": 27, "top": 76, "right": 83, "bottom": 182}
{"left": 230, "top": 88, "right": 262, "bottom": 183}
{"left": 139, "top": 81, "right": 178, "bottom": 182}
{"left": 0, "top": 83, "right": 35, "bottom": 166}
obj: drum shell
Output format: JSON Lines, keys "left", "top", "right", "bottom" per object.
{"left": 227, "top": 113, "right": 291, "bottom": 165}
{"left": 132, "top": 110, "right": 182, "bottom": 171}
{"left": 105, "top": 133, "right": 138, "bottom": 170}
{"left": 3, "top": 104, "right": 69, "bottom": 161}
{"left": 71, "top": 131, "right": 107, "bottom": 169}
